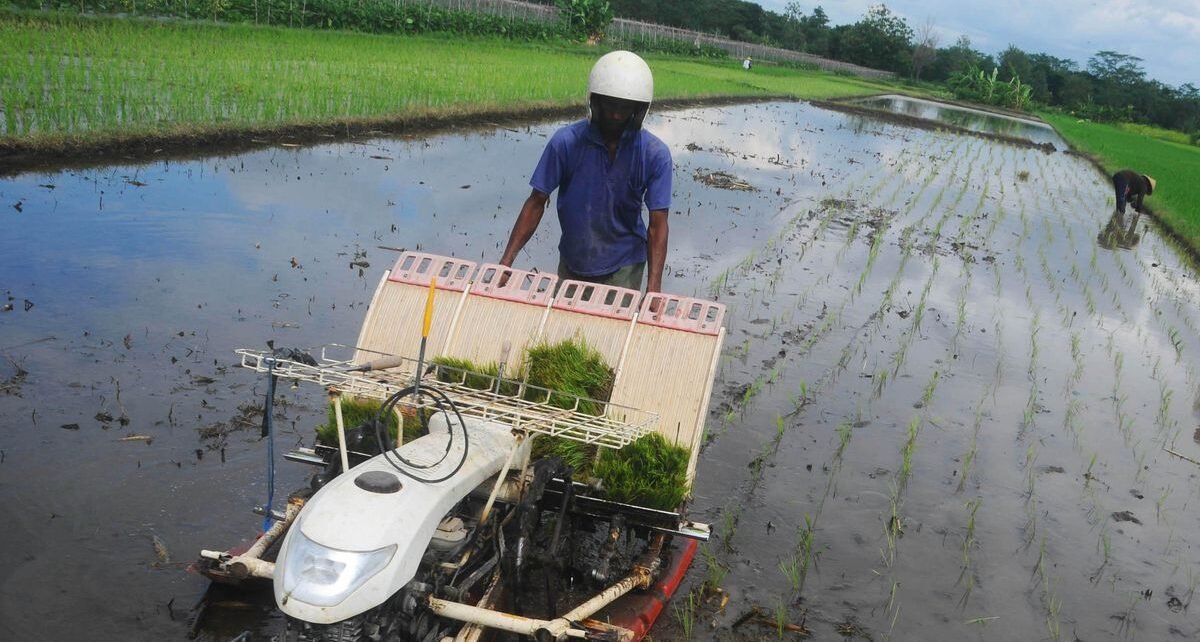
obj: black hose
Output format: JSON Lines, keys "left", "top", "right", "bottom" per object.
{"left": 371, "top": 384, "right": 470, "bottom": 484}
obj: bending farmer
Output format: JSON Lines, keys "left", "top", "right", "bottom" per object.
{"left": 1111, "top": 169, "right": 1156, "bottom": 215}
{"left": 499, "top": 51, "right": 672, "bottom": 293}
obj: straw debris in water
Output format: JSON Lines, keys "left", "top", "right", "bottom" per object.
{"left": 694, "top": 169, "right": 756, "bottom": 191}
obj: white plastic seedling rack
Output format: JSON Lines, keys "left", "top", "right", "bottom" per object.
{"left": 236, "top": 349, "right": 657, "bottom": 450}
{"left": 238, "top": 250, "right": 726, "bottom": 474}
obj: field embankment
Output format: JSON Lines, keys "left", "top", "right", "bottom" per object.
{"left": 0, "top": 11, "right": 893, "bottom": 170}
{"left": 1044, "top": 112, "right": 1200, "bottom": 253}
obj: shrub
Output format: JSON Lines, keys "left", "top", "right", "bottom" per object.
{"left": 10, "top": 0, "right": 566, "bottom": 40}
{"left": 555, "top": 0, "right": 612, "bottom": 44}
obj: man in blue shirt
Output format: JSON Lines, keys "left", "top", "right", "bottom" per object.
{"left": 499, "top": 51, "right": 673, "bottom": 293}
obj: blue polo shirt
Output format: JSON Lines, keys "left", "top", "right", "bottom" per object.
{"left": 530, "top": 120, "right": 672, "bottom": 277}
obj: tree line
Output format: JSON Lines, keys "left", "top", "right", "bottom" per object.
{"left": 546, "top": 0, "right": 1199, "bottom": 136}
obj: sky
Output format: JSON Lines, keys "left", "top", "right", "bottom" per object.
{"left": 756, "top": 0, "right": 1200, "bottom": 88}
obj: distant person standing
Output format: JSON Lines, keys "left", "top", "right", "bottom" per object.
{"left": 1112, "top": 169, "right": 1156, "bottom": 214}
{"left": 742, "top": 56, "right": 753, "bottom": 70}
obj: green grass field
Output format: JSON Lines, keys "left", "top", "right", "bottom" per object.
{"left": 19, "top": 12, "right": 1193, "bottom": 253}
{"left": 1043, "top": 112, "right": 1200, "bottom": 250}
{"left": 0, "top": 11, "right": 892, "bottom": 145}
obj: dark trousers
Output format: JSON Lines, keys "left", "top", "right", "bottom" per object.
{"left": 1113, "top": 173, "right": 1130, "bottom": 212}
{"left": 556, "top": 258, "right": 645, "bottom": 291}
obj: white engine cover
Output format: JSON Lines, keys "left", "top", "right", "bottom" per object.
{"left": 275, "top": 413, "right": 522, "bottom": 623}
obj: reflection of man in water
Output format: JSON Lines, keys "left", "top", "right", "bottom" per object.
{"left": 499, "top": 50, "right": 671, "bottom": 293}
{"left": 1112, "top": 169, "right": 1155, "bottom": 214}
{"left": 1097, "top": 208, "right": 1142, "bottom": 250}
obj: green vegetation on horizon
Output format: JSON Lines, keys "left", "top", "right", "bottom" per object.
{"left": 1043, "top": 112, "right": 1200, "bottom": 250}
{"left": 0, "top": 11, "right": 891, "bottom": 145}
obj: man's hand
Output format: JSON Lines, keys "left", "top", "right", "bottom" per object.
{"left": 648, "top": 294, "right": 664, "bottom": 315}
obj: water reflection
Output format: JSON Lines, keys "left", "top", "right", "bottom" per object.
{"left": 851, "top": 94, "right": 1060, "bottom": 145}
{"left": 1097, "top": 209, "right": 1143, "bottom": 250}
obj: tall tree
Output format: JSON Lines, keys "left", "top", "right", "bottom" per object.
{"left": 910, "top": 18, "right": 939, "bottom": 81}
{"left": 1087, "top": 50, "right": 1146, "bottom": 119}
{"left": 997, "top": 45, "right": 1048, "bottom": 101}
{"left": 839, "top": 4, "right": 914, "bottom": 74}
{"left": 1087, "top": 50, "right": 1146, "bottom": 84}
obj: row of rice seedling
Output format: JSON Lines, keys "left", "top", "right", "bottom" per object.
{"left": 704, "top": 125, "right": 1200, "bottom": 639}
{"left": 1000, "top": 215, "right": 1070, "bottom": 640}
{"left": 705, "top": 138, "right": 948, "bottom": 437}
{"left": 690, "top": 144, "right": 910, "bottom": 590}
{"left": 940, "top": 147, "right": 1083, "bottom": 634}
{"left": 872, "top": 153, "right": 1022, "bottom": 622}
{"left": 848, "top": 149, "right": 991, "bottom": 615}
{"left": 1014, "top": 148, "right": 1200, "bottom": 637}
{"left": 693, "top": 142, "right": 965, "bottom": 634}
{"left": 924, "top": 141, "right": 987, "bottom": 253}
{"left": 684, "top": 128, "right": 911, "bottom": 609}
{"left": 1070, "top": 185, "right": 1200, "bottom": 455}
{"left": 817, "top": 139, "right": 1107, "bottom": 636}
{"left": 881, "top": 134, "right": 1194, "bottom": 639}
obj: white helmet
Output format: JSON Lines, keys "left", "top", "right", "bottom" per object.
{"left": 587, "top": 51, "right": 654, "bottom": 105}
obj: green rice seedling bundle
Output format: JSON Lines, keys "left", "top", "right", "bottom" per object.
{"left": 530, "top": 436, "right": 598, "bottom": 478}
{"left": 521, "top": 340, "right": 690, "bottom": 509}
{"left": 430, "top": 356, "right": 517, "bottom": 395}
{"left": 593, "top": 432, "right": 690, "bottom": 510}
{"left": 314, "top": 396, "right": 419, "bottom": 447}
{"left": 522, "top": 336, "right": 612, "bottom": 415}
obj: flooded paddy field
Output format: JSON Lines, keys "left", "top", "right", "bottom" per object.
{"left": 2, "top": 99, "right": 1199, "bottom": 641}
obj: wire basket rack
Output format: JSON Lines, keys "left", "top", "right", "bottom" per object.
{"left": 237, "top": 348, "right": 658, "bottom": 450}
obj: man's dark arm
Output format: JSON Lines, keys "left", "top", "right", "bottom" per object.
{"left": 1134, "top": 190, "right": 1145, "bottom": 213}
{"left": 500, "top": 189, "right": 550, "bottom": 267}
{"left": 646, "top": 209, "right": 669, "bottom": 293}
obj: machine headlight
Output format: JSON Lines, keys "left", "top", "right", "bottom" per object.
{"left": 280, "top": 529, "right": 396, "bottom": 607}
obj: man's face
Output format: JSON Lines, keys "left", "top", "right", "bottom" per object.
{"left": 592, "top": 95, "right": 642, "bottom": 140}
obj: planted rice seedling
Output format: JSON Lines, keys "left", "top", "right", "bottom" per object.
{"left": 700, "top": 543, "right": 728, "bottom": 591}
{"left": 882, "top": 480, "right": 903, "bottom": 566}
{"left": 1156, "top": 383, "right": 1175, "bottom": 435}
{"left": 899, "top": 415, "right": 921, "bottom": 488}
{"left": 672, "top": 589, "right": 698, "bottom": 640}
{"left": 872, "top": 368, "right": 889, "bottom": 398}
{"left": 774, "top": 597, "right": 788, "bottom": 639}
{"left": 778, "top": 554, "right": 801, "bottom": 596}
{"left": 920, "top": 370, "right": 939, "bottom": 407}
{"left": 794, "top": 514, "right": 817, "bottom": 593}
{"left": 1168, "top": 326, "right": 1183, "bottom": 359}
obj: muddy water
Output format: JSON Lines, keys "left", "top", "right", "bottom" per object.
{"left": 2, "top": 101, "right": 1199, "bottom": 641}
